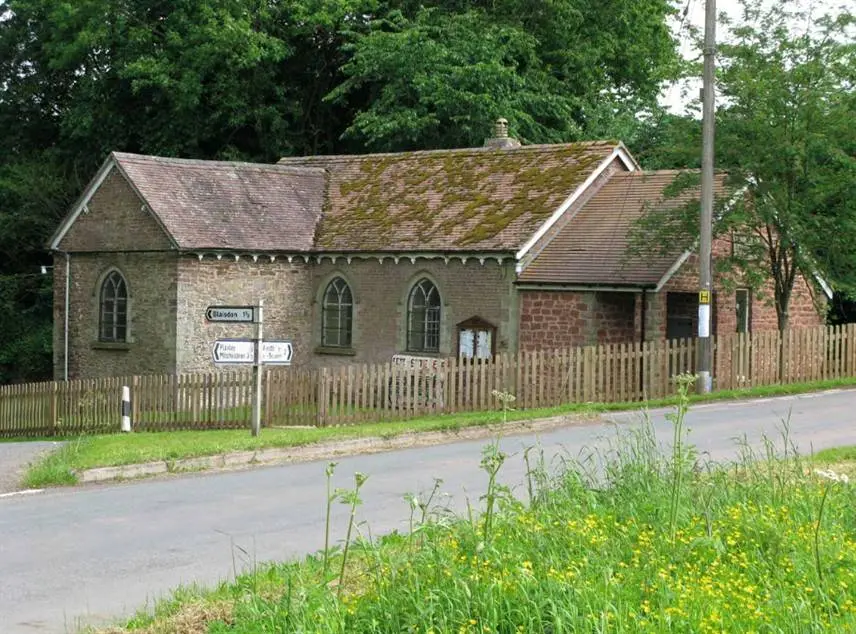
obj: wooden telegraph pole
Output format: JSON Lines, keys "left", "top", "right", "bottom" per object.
{"left": 698, "top": 0, "right": 716, "bottom": 393}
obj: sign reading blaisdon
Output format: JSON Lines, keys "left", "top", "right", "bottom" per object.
{"left": 205, "top": 305, "right": 255, "bottom": 323}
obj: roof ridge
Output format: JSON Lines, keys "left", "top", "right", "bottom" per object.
{"left": 276, "top": 140, "right": 619, "bottom": 165}
{"left": 112, "top": 152, "right": 326, "bottom": 174}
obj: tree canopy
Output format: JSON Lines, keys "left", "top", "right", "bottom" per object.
{"left": 631, "top": 0, "right": 855, "bottom": 330}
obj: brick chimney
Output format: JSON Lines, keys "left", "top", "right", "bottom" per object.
{"left": 484, "top": 117, "right": 521, "bottom": 149}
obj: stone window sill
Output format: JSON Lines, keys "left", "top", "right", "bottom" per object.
{"left": 91, "top": 341, "right": 132, "bottom": 351}
{"left": 315, "top": 345, "right": 356, "bottom": 356}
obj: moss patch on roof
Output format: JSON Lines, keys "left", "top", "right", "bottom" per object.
{"left": 312, "top": 142, "right": 614, "bottom": 252}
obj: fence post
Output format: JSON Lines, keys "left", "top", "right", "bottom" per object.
{"left": 131, "top": 375, "right": 140, "bottom": 429}
{"left": 316, "top": 367, "right": 328, "bottom": 427}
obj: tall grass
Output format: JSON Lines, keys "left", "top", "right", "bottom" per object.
{"left": 107, "top": 383, "right": 856, "bottom": 634}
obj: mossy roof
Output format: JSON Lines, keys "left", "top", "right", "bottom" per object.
{"left": 277, "top": 141, "right": 618, "bottom": 252}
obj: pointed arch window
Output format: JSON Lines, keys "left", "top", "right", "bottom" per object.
{"left": 99, "top": 271, "right": 128, "bottom": 342}
{"left": 322, "top": 277, "right": 353, "bottom": 347}
{"left": 407, "top": 278, "right": 441, "bottom": 353}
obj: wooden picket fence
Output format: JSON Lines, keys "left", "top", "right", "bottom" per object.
{"left": 1, "top": 324, "right": 855, "bottom": 437}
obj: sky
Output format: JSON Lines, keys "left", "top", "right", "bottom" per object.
{"left": 660, "top": 0, "right": 844, "bottom": 112}
{"left": 661, "top": 0, "right": 749, "bottom": 113}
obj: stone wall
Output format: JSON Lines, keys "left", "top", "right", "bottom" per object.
{"left": 518, "top": 290, "right": 639, "bottom": 351}
{"left": 54, "top": 167, "right": 180, "bottom": 380}
{"left": 59, "top": 169, "right": 174, "bottom": 252}
{"left": 310, "top": 258, "right": 517, "bottom": 366}
{"left": 175, "top": 258, "right": 314, "bottom": 374}
{"left": 54, "top": 252, "right": 178, "bottom": 379}
{"left": 659, "top": 238, "right": 825, "bottom": 337}
{"left": 517, "top": 243, "right": 824, "bottom": 353}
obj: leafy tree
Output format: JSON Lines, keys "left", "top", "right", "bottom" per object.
{"left": 633, "top": 0, "right": 855, "bottom": 330}
{"left": 330, "top": 0, "right": 680, "bottom": 150}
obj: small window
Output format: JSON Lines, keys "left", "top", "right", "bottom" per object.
{"left": 99, "top": 271, "right": 128, "bottom": 342}
{"left": 322, "top": 277, "right": 353, "bottom": 347}
{"left": 736, "top": 288, "right": 751, "bottom": 334}
{"left": 407, "top": 278, "right": 441, "bottom": 353}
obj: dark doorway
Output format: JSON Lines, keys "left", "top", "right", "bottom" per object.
{"left": 666, "top": 292, "right": 696, "bottom": 340}
{"left": 666, "top": 291, "right": 717, "bottom": 340}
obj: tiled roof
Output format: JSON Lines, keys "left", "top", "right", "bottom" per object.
{"left": 277, "top": 141, "right": 619, "bottom": 252}
{"left": 112, "top": 152, "right": 326, "bottom": 251}
{"left": 519, "top": 171, "right": 729, "bottom": 287}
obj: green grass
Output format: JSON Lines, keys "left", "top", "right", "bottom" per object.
{"left": 21, "top": 376, "right": 856, "bottom": 489}
{"left": 21, "top": 441, "right": 80, "bottom": 487}
{"left": 91, "top": 388, "right": 856, "bottom": 634}
{"left": 814, "top": 445, "right": 856, "bottom": 465}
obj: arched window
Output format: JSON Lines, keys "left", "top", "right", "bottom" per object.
{"left": 99, "top": 271, "right": 128, "bottom": 342}
{"left": 407, "top": 278, "right": 441, "bottom": 353}
{"left": 322, "top": 277, "right": 353, "bottom": 347}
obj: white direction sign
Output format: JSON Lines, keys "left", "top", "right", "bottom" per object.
{"left": 206, "top": 306, "right": 255, "bottom": 323}
{"left": 212, "top": 339, "right": 254, "bottom": 364}
{"left": 212, "top": 339, "right": 293, "bottom": 365}
{"left": 261, "top": 340, "right": 293, "bottom": 365}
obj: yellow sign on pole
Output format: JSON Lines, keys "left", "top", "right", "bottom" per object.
{"left": 699, "top": 290, "right": 711, "bottom": 305}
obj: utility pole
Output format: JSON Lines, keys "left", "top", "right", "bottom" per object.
{"left": 698, "top": 0, "right": 716, "bottom": 393}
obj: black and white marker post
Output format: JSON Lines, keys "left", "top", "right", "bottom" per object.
{"left": 121, "top": 385, "right": 131, "bottom": 432}
{"left": 251, "top": 299, "right": 264, "bottom": 437}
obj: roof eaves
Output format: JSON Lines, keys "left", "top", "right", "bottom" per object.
{"left": 654, "top": 250, "right": 694, "bottom": 292}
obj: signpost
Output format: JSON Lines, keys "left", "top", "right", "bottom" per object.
{"left": 208, "top": 299, "right": 293, "bottom": 437}
{"left": 252, "top": 300, "right": 264, "bottom": 437}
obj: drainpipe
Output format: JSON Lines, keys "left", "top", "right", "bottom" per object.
{"left": 639, "top": 290, "right": 647, "bottom": 397}
{"left": 64, "top": 251, "right": 70, "bottom": 382}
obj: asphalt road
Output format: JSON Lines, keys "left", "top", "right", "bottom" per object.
{"left": 0, "top": 442, "right": 64, "bottom": 495}
{"left": 2, "top": 389, "right": 855, "bottom": 633}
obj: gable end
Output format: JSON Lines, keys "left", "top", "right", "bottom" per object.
{"left": 52, "top": 157, "right": 177, "bottom": 253}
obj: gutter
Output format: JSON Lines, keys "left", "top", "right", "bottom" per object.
{"left": 64, "top": 252, "right": 70, "bottom": 382}
{"left": 514, "top": 281, "right": 656, "bottom": 293}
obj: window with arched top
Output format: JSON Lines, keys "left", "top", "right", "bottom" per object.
{"left": 407, "top": 278, "right": 441, "bottom": 353}
{"left": 99, "top": 271, "right": 128, "bottom": 342}
{"left": 322, "top": 277, "right": 353, "bottom": 347}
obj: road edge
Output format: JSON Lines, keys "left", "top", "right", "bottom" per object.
{"left": 77, "top": 413, "right": 603, "bottom": 484}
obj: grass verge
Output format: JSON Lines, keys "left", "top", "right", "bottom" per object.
{"left": 22, "top": 376, "right": 856, "bottom": 488}
{"left": 92, "top": 384, "right": 856, "bottom": 634}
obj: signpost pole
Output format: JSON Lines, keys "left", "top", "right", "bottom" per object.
{"left": 251, "top": 299, "right": 264, "bottom": 437}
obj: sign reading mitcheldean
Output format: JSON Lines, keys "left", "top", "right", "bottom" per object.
{"left": 206, "top": 305, "right": 255, "bottom": 323}
{"left": 212, "top": 339, "right": 255, "bottom": 364}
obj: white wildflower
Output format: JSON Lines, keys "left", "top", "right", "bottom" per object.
{"left": 814, "top": 468, "right": 850, "bottom": 484}
{"left": 491, "top": 389, "right": 516, "bottom": 404}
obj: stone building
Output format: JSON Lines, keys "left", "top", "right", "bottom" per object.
{"left": 48, "top": 124, "right": 827, "bottom": 380}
